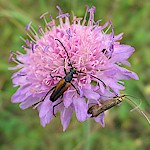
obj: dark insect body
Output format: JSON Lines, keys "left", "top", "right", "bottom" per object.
{"left": 50, "top": 67, "right": 79, "bottom": 102}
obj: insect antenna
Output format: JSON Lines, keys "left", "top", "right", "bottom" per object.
{"left": 77, "top": 70, "right": 106, "bottom": 87}
{"left": 55, "top": 39, "right": 73, "bottom": 67}
{"left": 125, "top": 96, "right": 150, "bottom": 125}
{"left": 123, "top": 94, "right": 140, "bottom": 100}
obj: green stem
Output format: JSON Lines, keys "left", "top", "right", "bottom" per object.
{"left": 84, "top": 119, "right": 91, "bottom": 150}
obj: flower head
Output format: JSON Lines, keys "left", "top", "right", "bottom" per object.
{"left": 9, "top": 6, "right": 138, "bottom": 131}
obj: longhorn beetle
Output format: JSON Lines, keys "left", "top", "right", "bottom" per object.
{"left": 87, "top": 94, "right": 150, "bottom": 124}
{"left": 34, "top": 39, "right": 106, "bottom": 116}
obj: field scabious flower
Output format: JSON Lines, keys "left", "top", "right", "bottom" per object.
{"left": 9, "top": 6, "right": 138, "bottom": 131}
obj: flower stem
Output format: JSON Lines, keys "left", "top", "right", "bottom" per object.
{"left": 83, "top": 119, "right": 91, "bottom": 150}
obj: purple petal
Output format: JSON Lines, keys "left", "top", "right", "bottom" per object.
{"left": 94, "top": 113, "right": 105, "bottom": 127}
{"left": 116, "top": 66, "right": 139, "bottom": 80}
{"left": 102, "top": 77, "right": 125, "bottom": 94}
{"left": 73, "top": 97, "right": 87, "bottom": 122}
{"left": 19, "top": 96, "right": 39, "bottom": 109}
{"left": 63, "top": 91, "right": 74, "bottom": 108}
{"left": 83, "top": 88, "right": 100, "bottom": 100}
{"left": 11, "top": 84, "right": 31, "bottom": 103}
{"left": 111, "top": 45, "right": 135, "bottom": 63}
{"left": 39, "top": 98, "right": 53, "bottom": 118}
{"left": 114, "top": 33, "right": 123, "bottom": 41}
{"left": 60, "top": 106, "right": 73, "bottom": 131}
{"left": 38, "top": 98, "right": 53, "bottom": 127}
{"left": 98, "top": 81, "right": 105, "bottom": 93}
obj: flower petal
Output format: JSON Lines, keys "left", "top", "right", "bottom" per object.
{"left": 11, "top": 84, "right": 32, "bottom": 103}
{"left": 38, "top": 98, "right": 53, "bottom": 127}
{"left": 19, "top": 96, "right": 39, "bottom": 109}
{"left": 63, "top": 90, "right": 74, "bottom": 108}
{"left": 94, "top": 113, "right": 105, "bottom": 127}
{"left": 116, "top": 66, "right": 139, "bottom": 80}
{"left": 73, "top": 97, "right": 87, "bottom": 122}
{"left": 111, "top": 45, "right": 135, "bottom": 63}
{"left": 83, "top": 88, "right": 100, "bottom": 100}
{"left": 60, "top": 106, "right": 73, "bottom": 131}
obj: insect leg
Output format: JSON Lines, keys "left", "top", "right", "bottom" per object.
{"left": 33, "top": 86, "right": 56, "bottom": 107}
{"left": 50, "top": 73, "right": 62, "bottom": 79}
{"left": 71, "top": 83, "right": 80, "bottom": 95}
{"left": 77, "top": 70, "right": 106, "bottom": 87}
{"left": 53, "top": 101, "right": 63, "bottom": 117}
{"left": 90, "top": 74, "right": 106, "bottom": 87}
{"left": 64, "top": 67, "right": 67, "bottom": 75}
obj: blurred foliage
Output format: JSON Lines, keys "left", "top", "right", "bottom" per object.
{"left": 0, "top": 0, "right": 150, "bottom": 150}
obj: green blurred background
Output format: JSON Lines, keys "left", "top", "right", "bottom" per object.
{"left": 0, "top": 0, "right": 150, "bottom": 150}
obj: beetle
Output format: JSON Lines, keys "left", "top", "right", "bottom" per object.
{"left": 87, "top": 94, "right": 150, "bottom": 124}
{"left": 34, "top": 39, "right": 106, "bottom": 116}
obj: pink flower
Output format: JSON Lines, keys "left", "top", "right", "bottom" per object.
{"left": 9, "top": 6, "right": 138, "bottom": 131}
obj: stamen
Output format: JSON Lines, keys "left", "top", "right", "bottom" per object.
{"left": 108, "top": 20, "right": 114, "bottom": 59}
{"left": 43, "top": 45, "right": 49, "bottom": 52}
{"left": 38, "top": 26, "right": 45, "bottom": 35}
{"left": 27, "top": 33, "right": 36, "bottom": 43}
{"left": 109, "top": 20, "right": 114, "bottom": 38}
{"left": 56, "top": 5, "right": 68, "bottom": 27}
{"left": 40, "top": 12, "right": 51, "bottom": 31}
{"left": 94, "top": 19, "right": 102, "bottom": 26}
{"left": 11, "top": 57, "right": 21, "bottom": 64}
{"left": 66, "top": 28, "right": 72, "bottom": 40}
{"left": 72, "top": 17, "right": 83, "bottom": 23}
{"left": 82, "top": 5, "right": 89, "bottom": 26}
{"left": 25, "top": 21, "right": 32, "bottom": 31}
{"left": 56, "top": 6, "right": 63, "bottom": 15}
{"left": 19, "top": 36, "right": 26, "bottom": 43}
{"left": 88, "top": 6, "right": 96, "bottom": 26}
{"left": 40, "top": 12, "right": 49, "bottom": 19}
{"left": 16, "top": 51, "right": 23, "bottom": 55}
{"left": 17, "top": 72, "right": 27, "bottom": 76}
{"left": 104, "top": 24, "right": 111, "bottom": 34}
{"left": 49, "top": 15, "right": 53, "bottom": 20}
{"left": 25, "top": 39, "right": 30, "bottom": 47}
{"left": 30, "top": 26, "right": 39, "bottom": 38}
{"left": 47, "top": 21, "right": 55, "bottom": 28}
{"left": 35, "top": 44, "right": 39, "bottom": 49}
{"left": 56, "top": 13, "right": 70, "bottom": 19}
{"left": 8, "top": 50, "right": 13, "bottom": 63}
{"left": 21, "top": 45, "right": 26, "bottom": 49}
{"left": 45, "top": 80, "right": 51, "bottom": 86}
{"left": 31, "top": 42, "right": 35, "bottom": 53}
